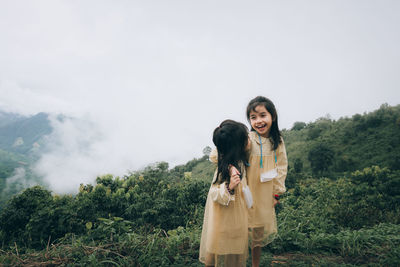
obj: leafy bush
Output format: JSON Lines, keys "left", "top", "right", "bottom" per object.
{"left": 1, "top": 158, "right": 399, "bottom": 265}
{"left": 333, "top": 166, "right": 400, "bottom": 228}
{"left": 0, "top": 186, "right": 52, "bottom": 248}
{"left": 0, "top": 163, "right": 209, "bottom": 250}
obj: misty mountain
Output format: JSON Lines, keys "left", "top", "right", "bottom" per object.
{"left": 0, "top": 110, "right": 52, "bottom": 181}
{"left": 0, "top": 111, "right": 52, "bottom": 155}
{"left": 0, "top": 110, "right": 53, "bottom": 207}
{"left": 0, "top": 111, "right": 24, "bottom": 128}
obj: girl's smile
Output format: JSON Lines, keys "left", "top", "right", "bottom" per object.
{"left": 249, "top": 105, "right": 273, "bottom": 138}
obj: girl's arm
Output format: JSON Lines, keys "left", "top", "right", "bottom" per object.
{"left": 273, "top": 139, "right": 288, "bottom": 195}
{"left": 209, "top": 183, "right": 235, "bottom": 206}
{"left": 209, "top": 168, "right": 241, "bottom": 206}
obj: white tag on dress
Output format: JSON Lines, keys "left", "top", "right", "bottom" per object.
{"left": 260, "top": 168, "right": 278, "bottom": 182}
{"left": 242, "top": 185, "right": 253, "bottom": 208}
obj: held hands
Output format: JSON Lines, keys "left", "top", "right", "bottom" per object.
{"left": 228, "top": 165, "right": 241, "bottom": 191}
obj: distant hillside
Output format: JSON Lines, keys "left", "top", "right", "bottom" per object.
{"left": 0, "top": 110, "right": 52, "bottom": 179}
{"left": 0, "top": 111, "right": 53, "bottom": 207}
{"left": 0, "top": 111, "right": 52, "bottom": 155}
{"left": 0, "top": 111, "right": 25, "bottom": 128}
{"left": 169, "top": 104, "right": 400, "bottom": 187}
{"left": 0, "top": 104, "right": 399, "bottom": 207}
{"left": 283, "top": 103, "right": 400, "bottom": 177}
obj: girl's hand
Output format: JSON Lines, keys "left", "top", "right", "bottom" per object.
{"left": 228, "top": 166, "right": 241, "bottom": 190}
{"left": 273, "top": 198, "right": 279, "bottom": 207}
{"left": 229, "top": 165, "right": 240, "bottom": 177}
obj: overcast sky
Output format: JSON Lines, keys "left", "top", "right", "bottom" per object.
{"left": 1, "top": 1, "right": 399, "bottom": 192}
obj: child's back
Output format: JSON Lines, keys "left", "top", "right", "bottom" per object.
{"left": 199, "top": 120, "right": 250, "bottom": 267}
{"left": 199, "top": 166, "right": 249, "bottom": 267}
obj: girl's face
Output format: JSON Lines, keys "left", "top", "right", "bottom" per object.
{"left": 249, "top": 104, "right": 273, "bottom": 138}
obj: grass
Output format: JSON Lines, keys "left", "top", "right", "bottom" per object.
{"left": 1, "top": 239, "right": 398, "bottom": 267}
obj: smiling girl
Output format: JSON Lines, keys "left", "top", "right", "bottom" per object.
{"left": 245, "top": 96, "right": 288, "bottom": 267}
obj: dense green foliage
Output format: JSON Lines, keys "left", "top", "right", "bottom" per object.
{"left": 1, "top": 162, "right": 399, "bottom": 266}
{"left": 0, "top": 104, "right": 400, "bottom": 266}
{"left": 0, "top": 161, "right": 211, "bottom": 248}
{"left": 284, "top": 103, "right": 400, "bottom": 175}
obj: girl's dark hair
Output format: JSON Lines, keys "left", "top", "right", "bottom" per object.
{"left": 212, "top": 120, "right": 248, "bottom": 185}
{"left": 246, "top": 96, "right": 282, "bottom": 150}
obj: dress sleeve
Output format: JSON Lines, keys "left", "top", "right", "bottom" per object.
{"left": 209, "top": 148, "right": 218, "bottom": 163}
{"left": 273, "top": 139, "right": 288, "bottom": 195}
{"left": 209, "top": 182, "right": 235, "bottom": 206}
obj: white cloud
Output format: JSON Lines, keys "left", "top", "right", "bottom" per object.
{"left": 0, "top": 80, "right": 72, "bottom": 116}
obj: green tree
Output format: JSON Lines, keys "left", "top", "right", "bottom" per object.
{"left": 0, "top": 186, "right": 52, "bottom": 247}
{"left": 202, "top": 146, "right": 212, "bottom": 157}
{"left": 308, "top": 143, "right": 334, "bottom": 175}
{"left": 291, "top": 121, "right": 306, "bottom": 131}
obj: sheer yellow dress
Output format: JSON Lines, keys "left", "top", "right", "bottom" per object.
{"left": 247, "top": 131, "right": 287, "bottom": 248}
{"left": 208, "top": 132, "right": 288, "bottom": 249}
{"left": 199, "top": 166, "right": 249, "bottom": 267}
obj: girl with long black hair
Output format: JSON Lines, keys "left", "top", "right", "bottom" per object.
{"left": 199, "top": 120, "right": 250, "bottom": 267}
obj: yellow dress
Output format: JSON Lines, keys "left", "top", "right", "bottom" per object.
{"left": 247, "top": 131, "right": 287, "bottom": 248}
{"left": 199, "top": 167, "right": 249, "bottom": 267}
